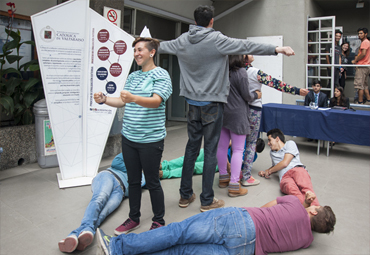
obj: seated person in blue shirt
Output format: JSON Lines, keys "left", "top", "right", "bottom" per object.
{"left": 304, "top": 80, "right": 328, "bottom": 108}
{"left": 58, "top": 153, "right": 145, "bottom": 253}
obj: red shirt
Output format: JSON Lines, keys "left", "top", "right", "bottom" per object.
{"left": 245, "top": 196, "right": 313, "bottom": 255}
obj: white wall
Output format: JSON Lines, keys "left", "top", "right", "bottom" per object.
{"left": 214, "top": 0, "right": 307, "bottom": 105}
{"left": 131, "top": 0, "right": 211, "bottom": 20}
{"left": 6, "top": 0, "right": 58, "bottom": 16}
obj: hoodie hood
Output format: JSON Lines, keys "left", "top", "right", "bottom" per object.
{"left": 188, "top": 24, "right": 215, "bottom": 44}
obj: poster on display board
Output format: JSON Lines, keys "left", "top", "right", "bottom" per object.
{"left": 43, "top": 120, "right": 56, "bottom": 156}
{"left": 31, "top": 0, "right": 134, "bottom": 188}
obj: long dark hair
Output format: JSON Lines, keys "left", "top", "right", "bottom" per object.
{"left": 229, "top": 55, "right": 245, "bottom": 73}
{"left": 335, "top": 86, "right": 346, "bottom": 105}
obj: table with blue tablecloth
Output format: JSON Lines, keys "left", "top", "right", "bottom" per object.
{"left": 260, "top": 103, "right": 370, "bottom": 155}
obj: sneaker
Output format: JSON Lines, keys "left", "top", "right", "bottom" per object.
{"left": 241, "top": 176, "right": 260, "bottom": 187}
{"left": 97, "top": 228, "right": 112, "bottom": 255}
{"left": 149, "top": 221, "right": 164, "bottom": 230}
{"left": 228, "top": 183, "right": 248, "bottom": 197}
{"left": 76, "top": 231, "right": 94, "bottom": 251}
{"left": 179, "top": 193, "right": 196, "bottom": 208}
{"left": 200, "top": 198, "right": 225, "bottom": 212}
{"left": 58, "top": 235, "right": 78, "bottom": 253}
{"left": 114, "top": 218, "right": 140, "bottom": 235}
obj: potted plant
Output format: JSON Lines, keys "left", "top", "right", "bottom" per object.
{"left": 0, "top": 2, "right": 43, "bottom": 126}
{"left": 0, "top": 2, "right": 43, "bottom": 170}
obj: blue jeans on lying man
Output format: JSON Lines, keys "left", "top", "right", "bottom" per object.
{"left": 109, "top": 207, "right": 256, "bottom": 255}
{"left": 69, "top": 171, "right": 124, "bottom": 237}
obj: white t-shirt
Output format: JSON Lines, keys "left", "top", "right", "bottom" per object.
{"left": 270, "top": 140, "right": 305, "bottom": 181}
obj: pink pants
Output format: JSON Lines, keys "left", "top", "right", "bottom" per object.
{"left": 280, "top": 167, "right": 320, "bottom": 206}
{"left": 217, "top": 127, "right": 246, "bottom": 183}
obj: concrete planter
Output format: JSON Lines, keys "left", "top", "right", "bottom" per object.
{"left": 0, "top": 124, "right": 37, "bottom": 171}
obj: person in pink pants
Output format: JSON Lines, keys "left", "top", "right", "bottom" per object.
{"left": 258, "top": 128, "right": 319, "bottom": 206}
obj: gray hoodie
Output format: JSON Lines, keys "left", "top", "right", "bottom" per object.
{"left": 158, "top": 25, "right": 277, "bottom": 103}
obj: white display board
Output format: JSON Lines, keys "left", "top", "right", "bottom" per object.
{"left": 247, "top": 36, "right": 283, "bottom": 104}
{"left": 31, "top": 0, "right": 134, "bottom": 188}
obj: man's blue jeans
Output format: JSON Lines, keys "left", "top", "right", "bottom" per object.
{"left": 69, "top": 171, "right": 124, "bottom": 237}
{"left": 180, "top": 103, "right": 224, "bottom": 206}
{"left": 110, "top": 207, "right": 256, "bottom": 255}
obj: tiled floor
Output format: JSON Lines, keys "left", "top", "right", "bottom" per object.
{"left": 1, "top": 123, "right": 369, "bottom": 255}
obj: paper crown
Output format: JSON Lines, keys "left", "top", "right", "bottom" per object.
{"left": 140, "top": 26, "right": 152, "bottom": 38}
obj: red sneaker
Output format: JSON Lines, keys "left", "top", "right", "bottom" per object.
{"left": 114, "top": 218, "right": 140, "bottom": 235}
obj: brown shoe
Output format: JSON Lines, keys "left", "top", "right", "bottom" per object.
{"left": 228, "top": 183, "right": 248, "bottom": 197}
{"left": 200, "top": 198, "right": 225, "bottom": 212}
{"left": 219, "top": 174, "right": 230, "bottom": 188}
{"left": 179, "top": 193, "right": 196, "bottom": 208}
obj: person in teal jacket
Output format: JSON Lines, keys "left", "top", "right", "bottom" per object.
{"left": 159, "top": 149, "right": 219, "bottom": 179}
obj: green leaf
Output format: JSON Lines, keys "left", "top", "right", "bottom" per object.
{"left": 22, "top": 78, "right": 40, "bottom": 92}
{"left": 5, "top": 55, "right": 23, "bottom": 64}
{"left": 20, "top": 40, "right": 35, "bottom": 47}
{"left": 23, "top": 90, "right": 39, "bottom": 108}
{"left": 20, "top": 59, "right": 39, "bottom": 71}
{"left": 5, "top": 28, "right": 21, "bottom": 41}
{"left": 3, "top": 39, "right": 19, "bottom": 52}
{"left": 1, "top": 68, "right": 22, "bottom": 78}
{"left": 0, "top": 59, "right": 5, "bottom": 65}
{"left": 22, "top": 109, "right": 34, "bottom": 125}
{"left": 5, "top": 77, "right": 22, "bottom": 95}
{"left": 0, "top": 95, "right": 14, "bottom": 113}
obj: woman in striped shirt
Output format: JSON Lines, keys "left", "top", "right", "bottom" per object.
{"left": 94, "top": 37, "right": 172, "bottom": 234}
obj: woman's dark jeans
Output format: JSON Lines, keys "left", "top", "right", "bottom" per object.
{"left": 121, "top": 136, "right": 165, "bottom": 225}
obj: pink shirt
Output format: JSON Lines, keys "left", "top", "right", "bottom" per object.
{"left": 245, "top": 196, "right": 313, "bottom": 255}
{"left": 358, "top": 39, "right": 370, "bottom": 65}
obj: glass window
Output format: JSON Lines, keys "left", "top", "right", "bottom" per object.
{"left": 181, "top": 22, "right": 190, "bottom": 34}
{"left": 135, "top": 10, "right": 176, "bottom": 40}
{"left": 123, "top": 7, "right": 133, "bottom": 34}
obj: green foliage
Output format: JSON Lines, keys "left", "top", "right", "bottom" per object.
{"left": 0, "top": 27, "right": 44, "bottom": 126}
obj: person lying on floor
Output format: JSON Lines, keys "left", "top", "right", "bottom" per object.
{"left": 58, "top": 153, "right": 145, "bottom": 253}
{"left": 159, "top": 148, "right": 219, "bottom": 179}
{"left": 258, "top": 128, "right": 319, "bottom": 206}
{"left": 97, "top": 191, "right": 335, "bottom": 255}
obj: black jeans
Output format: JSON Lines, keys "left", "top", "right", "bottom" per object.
{"left": 121, "top": 136, "right": 165, "bottom": 225}
{"left": 180, "top": 103, "right": 224, "bottom": 206}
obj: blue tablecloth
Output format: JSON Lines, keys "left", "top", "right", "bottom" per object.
{"left": 260, "top": 103, "right": 370, "bottom": 146}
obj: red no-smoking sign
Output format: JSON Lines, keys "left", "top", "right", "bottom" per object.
{"left": 107, "top": 9, "right": 117, "bottom": 22}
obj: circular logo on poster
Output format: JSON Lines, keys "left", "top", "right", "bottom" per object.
{"left": 40, "top": 26, "right": 56, "bottom": 42}
{"left": 97, "top": 29, "right": 109, "bottom": 43}
{"left": 96, "top": 67, "right": 108, "bottom": 80}
{"left": 113, "top": 40, "right": 127, "bottom": 55}
{"left": 97, "top": 47, "right": 110, "bottom": 61}
{"left": 110, "top": 63, "right": 122, "bottom": 77}
{"left": 106, "top": 81, "right": 117, "bottom": 94}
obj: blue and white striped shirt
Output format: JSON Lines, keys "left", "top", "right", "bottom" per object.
{"left": 121, "top": 67, "right": 172, "bottom": 143}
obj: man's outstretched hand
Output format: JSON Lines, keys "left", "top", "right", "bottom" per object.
{"left": 275, "top": 46, "right": 295, "bottom": 56}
